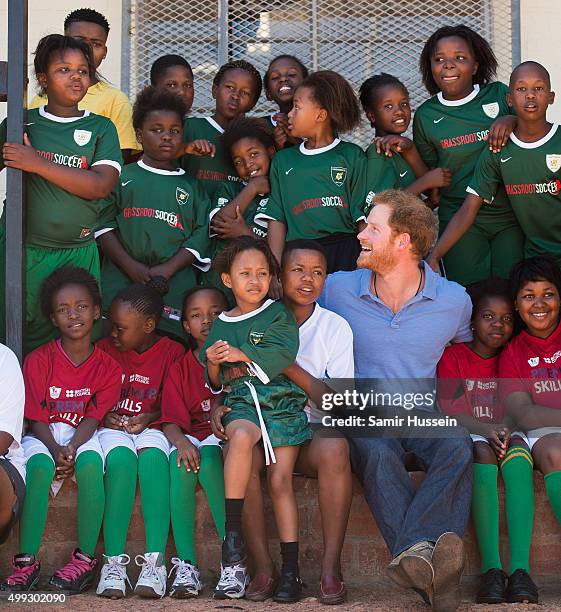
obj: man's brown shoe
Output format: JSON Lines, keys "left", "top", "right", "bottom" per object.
{"left": 245, "top": 572, "right": 277, "bottom": 602}
{"left": 319, "top": 575, "right": 347, "bottom": 605}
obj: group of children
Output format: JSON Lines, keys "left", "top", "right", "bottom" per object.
{"left": 1, "top": 4, "right": 561, "bottom": 606}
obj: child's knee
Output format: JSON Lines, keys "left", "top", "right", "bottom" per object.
{"left": 473, "top": 441, "right": 497, "bottom": 465}
{"left": 227, "top": 423, "right": 260, "bottom": 450}
{"left": 315, "top": 437, "right": 350, "bottom": 472}
{"left": 267, "top": 468, "right": 294, "bottom": 496}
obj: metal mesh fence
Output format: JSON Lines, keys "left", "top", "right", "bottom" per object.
{"left": 124, "top": 0, "right": 518, "bottom": 147}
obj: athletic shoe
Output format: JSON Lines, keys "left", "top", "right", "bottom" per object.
{"left": 49, "top": 548, "right": 97, "bottom": 594}
{"left": 134, "top": 552, "right": 167, "bottom": 599}
{"left": 431, "top": 532, "right": 464, "bottom": 612}
{"left": 273, "top": 568, "right": 303, "bottom": 603}
{"left": 476, "top": 568, "right": 507, "bottom": 604}
{"left": 214, "top": 563, "right": 249, "bottom": 599}
{"left": 222, "top": 530, "right": 246, "bottom": 565}
{"left": 96, "top": 554, "right": 131, "bottom": 599}
{"left": 506, "top": 569, "right": 538, "bottom": 604}
{"left": 168, "top": 558, "right": 202, "bottom": 598}
{"left": 0, "top": 555, "right": 40, "bottom": 592}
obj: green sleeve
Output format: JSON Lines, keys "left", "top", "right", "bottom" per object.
{"left": 238, "top": 305, "right": 299, "bottom": 383}
{"left": 92, "top": 118, "right": 123, "bottom": 172}
{"left": 183, "top": 181, "right": 211, "bottom": 270}
{"left": 0, "top": 118, "right": 6, "bottom": 171}
{"left": 413, "top": 109, "right": 438, "bottom": 169}
{"left": 94, "top": 186, "right": 120, "bottom": 234}
{"left": 257, "top": 156, "right": 286, "bottom": 224}
{"left": 349, "top": 147, "right": 368, "bottom": 223}
{"left": 209, "top": 181, "right": 240, "bottom": 234}
{"left": 466, "top": 147, "right": 502, "bottom": 203}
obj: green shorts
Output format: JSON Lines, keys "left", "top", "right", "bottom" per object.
{"left": 439, "top": 217, "right": 524, "bottom": 287}
{"left": 223, "top": 379, "right": 312, "bottom": 447}
{"left": 101, "top": 257, "right": 199, "bottom": 338}
{"left": 0, "top": 237, "right": 100, "bottom": 354}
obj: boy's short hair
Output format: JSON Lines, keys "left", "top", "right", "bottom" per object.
{"left": 373, "top": 190, "right": 437, "bottom": 259}
{"left": 467, "top": 277, "right": 512, "bottom": 318}
{"left": 64, "top": 8, "right": 110, "bottom": 35}
{"left": 132, "top": 85, "right": 187, "bottom": 130}
{"left": 222, "top": 117, "right": 275, "bottom": 157}
{"left": 113, "top": 283, "right": 164, "bottom": 322}
{"left": 40, "top": 266, "right": 101, "bottom": 319}
{"left": 150, "top": 54, "right": 193, "bottom": 85}
{"left": 281, "top": 239, "right": 327, "bottom": 269}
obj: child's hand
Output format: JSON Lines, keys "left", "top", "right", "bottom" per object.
{"left": 223, "top": 346, "right": 247, "bottom": 363}
{"left": 488, "top": 425, "right": 511, "bottom": 459}
{"left": 104, "top": 412, "right": 126, "bottom": 430}
{"left": 183, "top": 139, "right": 215, "bottom": 157}
{"left": 125, "top": 260, "right": 152, "bottom": 284}
{"left": 211, "top": 404, "right": 232, "bottom": 441}
{"left": 268, "top": 276, "right": 283, "bottom": 300}
{"left": 211, "top": 206, "right": 252, "bottom": 239}
{"left": 148, "top": 263, "right": 173, "bottom": 281}
{"left": 175, "top": 437, "right": 200, "bottom": 472}
{"left": 248, "top": 175, "right": 270, "bottom": 196}
{"left": 488, "top": 116, "right": 516, "bottom": 153}
{"left": 206, "top": 340, "right": 231, "bottom": 365}
{"left": 55, "top": 444, "right": 76, "bottom": 480}
{"left": 273, "top": 124, "right": 288, "bottom": 149}
{"left": 124, "top": 413, "right": 153, "bottom": 435}
{"left": 425, "top": 167, "right": 452, "bottom": 189}
{"left": 425, "top": 187, "right": 441, "bottom": 209}
{"left": 373, "top": 135, "right": 412, "bottom": 157}
{"left": 2, "top": 134, "right": 43, "bottom": 173}
{"left": 426, "top": 253, "right": 441, "bottom": 274}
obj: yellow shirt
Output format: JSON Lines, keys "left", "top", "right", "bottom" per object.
{"left": 29, "top": 81, "right": 140, "bottom": 151}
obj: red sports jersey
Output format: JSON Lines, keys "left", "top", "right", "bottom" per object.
{"left": 160, "top": 350, "right": 214, "bottom": 441}
{"left": 437, "top": 342, "right": 502, "bottom": 422}
{"left": 499, "top": 321, "right": 561, "bottom": 409}
{"left": 24, "top": 340, "right": 122, "bottom": 427}
{"left": 97, "top": 336, "right": 184, "bottom": 416}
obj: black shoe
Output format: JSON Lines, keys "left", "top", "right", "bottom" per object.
{"left": 476, "top": 568, "right": 507, "bottom": 604}
{"left": 272, "top": 569, "right": 302, "bottom": 603}
{"left": 222, "top": 530, "right": 246, "bottom": 566}
{"left": 506, "top": 569, "right": 538, "bottom": 604}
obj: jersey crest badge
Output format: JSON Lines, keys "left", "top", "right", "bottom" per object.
{"left": 73, "top": 129, "right": 92, "bottom": 146}
{"left": 249, "top": 331, "right": 264, "bottom": 346}
{"left": 49, "top": 386, "right": 62, "bottom": 399}
{"left": 546, "top": 154, "right": 561, "bottom": 173}
{"left": 481, "top": 103, "right": 499, "bottom": 119}
{"left": 79, "top": 228, "right": 92, "bottom": 239}
{"left": 465, "top": 379, "right": 475, "bottom": 391}
{"left": 331, "top": 167, "right": 347, "bottom": 186}
{"left": 201, "top": 399, "right": 211, "bottom": 412}
{"left": 528, "top": 357, "right": 540, "bottom": 367}
{"left": 176, "top": 187, "right": 190, "bottom": 206}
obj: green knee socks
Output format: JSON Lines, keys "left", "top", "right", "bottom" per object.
{"left": 138, "top": 448, "right": 170, "bottom": 555}
{"left": 472, "top": 463, "right": 502, "bottom": 572}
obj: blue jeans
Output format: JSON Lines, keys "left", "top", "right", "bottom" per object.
{"left": 350, "top": 435, "right": 473, "bottom": 558}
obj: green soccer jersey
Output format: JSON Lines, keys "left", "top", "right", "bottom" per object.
{"left": 0, "top": 106, "right": 122, "bottom": 248}
{"left": 413, "top": 82, "right": 515, "bottom": 223}
{"left": 364, "top": 144, "right": 416, "bottom": 216}
{"left": 99, "top": 160, "right": 211, "bottom": 328}
{"left": 181, "top": 116, "right": 243, "bottom": 199}
{"left": 255, "top": 138, "right": 367, "bottom": 240}
{"left": 467, "top": 123, "right": 561, "bottom": 263}
{"left": 200, "top": 299, "right": 300, "bottom": 388}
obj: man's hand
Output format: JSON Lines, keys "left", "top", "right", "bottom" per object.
{"left": 183, "top": 139, "right": 216, "bottom": 157}
{"left": 3, "top": 133, "right": 44, "bottom": 173}
{"left": 174, "top": 437, "right": 201, "bottom": 472}
{"left": 211, "top": 404, "right": 232, "bottom": 441}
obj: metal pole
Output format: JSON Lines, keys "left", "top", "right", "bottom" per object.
{"left": 311, "top": 0, "right": 318, "bottom": 71}
{"left": 218, "top": 0, "right": 229, "bottom": 66}
{"left": 511, "top": 0, "right": 521, "bottom": 67}
{"left": 5, "top": 0, "right": 28, "bottom": 362}
{"left": 121, "top": 0, "right": 132, "bottom": 97}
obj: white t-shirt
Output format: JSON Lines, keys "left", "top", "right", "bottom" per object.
{"left": 0, "top": 344, "right": 25, "bottom": 480}
{"left": 297, "top": 303, "right": 354, "bottom": 423}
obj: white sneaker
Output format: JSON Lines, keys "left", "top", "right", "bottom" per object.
{"left": 96, "top": 554, "right": 131, "bottom": 599}
{"left": 134, "top": 552, "right": 167, "bottom": 598}
{"left": 214, "top": 563, "right": 249, "bottom": 599}
{"left": 169, "top": 558, "right": 202, "bottom": 598}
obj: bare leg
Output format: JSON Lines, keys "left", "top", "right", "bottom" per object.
{"left": 266, "top": 446, "right": 300, "bottom": 542}
{"left": 223, "top": 420, "right": 261, "bottom": 498}
{"left": 0, "top": 467, "right": 15, "bottom": 534}
{"left": 295, "top": 430, "right": 351, "bottom": 578}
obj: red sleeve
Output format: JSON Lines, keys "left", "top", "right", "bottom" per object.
{"left": 498, "top": 340, "right": 529, "bottom": 403}
{"left": 23, "top": 347, "right": 50, "bottom": 423}
{"left": 437, "top": 346, "right": 470, "bottom": 416}
{"left": 86, "top": 353, "right": 122, "bottom": 421}
{"left": 160, "top": 360, "right": 191, "bottom": 433}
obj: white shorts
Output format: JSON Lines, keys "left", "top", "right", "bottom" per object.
{"left": 525, "top": 427, "right": 561, "bottom": 450}
{"left": 470, "top": 431, "right": 529, "bottom": 446}
{"left": 98, "top": 427, "right": 170, "bottom": 458}
{"left": 22, "top": 422, "right": 104, "bottom": 496}
{"left": 170, "top": 433, "right": 221, "bottom": 453}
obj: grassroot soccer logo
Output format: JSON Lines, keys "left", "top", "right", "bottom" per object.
{"left": 331, "top": 167, "right": 347, "bottom": 186}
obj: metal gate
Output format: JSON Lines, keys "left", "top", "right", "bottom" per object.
{"left": 122, "top": 0, "right": 520, "bottom": 146}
